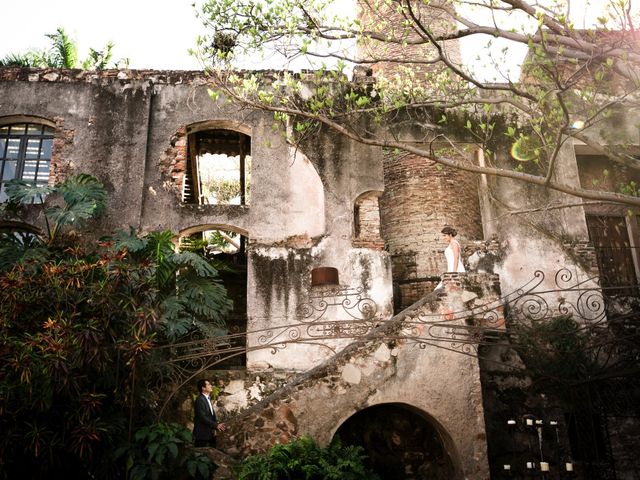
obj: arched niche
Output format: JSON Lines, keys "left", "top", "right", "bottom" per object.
{"left": 285, "top": 145, "right": 325, "bottom": 239}
{"left": 352, "top": 190, "right": 383, "bottom": 248}
{"left": 178, "top": 223, "right": 250, "bottom": 367}
{"left": 332, "top": 403, "right": 462, "bottom": 479}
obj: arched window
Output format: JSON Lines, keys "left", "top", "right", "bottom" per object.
{"left": 0, "top": 123, "right": 54, "bottom": 202}
{"left": 183, "top": 128, "right": 251, "bottom": 205}
{"left": 353, "top": 190, "right": 384, "bottom": 249}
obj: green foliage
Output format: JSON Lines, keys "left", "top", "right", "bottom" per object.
{"left": 110, "top": 229, "right": 233, "bottom": 341}
{"left": 512, "top": 316, "right": 598, "bottom": 390}
{"left": 83, "top": 41, "right": 115, "bottom": 70}
{"left": 234, "top": 435, "right": 379, "bottom": 480}
{"left": 0, "top": 229, "right": 49, "bottom": 271}
{"left": 116, "top": 423, "right": 215, "bottom": 480}
{"left": 4, "top": 179, "right": 54, "bottom": 203}
{"left": 46, "top": 27, "right": 78, "bottom": 69}
{"left": 0, "top": 175, "right": 232, "bottom": 478}
{"left": 3, "top": 173, "right": 107, "bottom": 246}
{"left": 0, "top": 241, "right": 156, "bottom": 477}
{"left": 619, "top": 180, "right": 639, "bottom": 197}
{"left": 0, "top": 51, "right": 50, "bottom": 68}
{"left": 0, "top": 27, "right": 119, "bottom": 70}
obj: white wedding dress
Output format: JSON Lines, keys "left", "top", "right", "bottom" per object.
{"left": 435, "top": 240, "right": 465, "bottom": 290}
{"left": 444, "top": 240, "right": 466, "bottom": 273}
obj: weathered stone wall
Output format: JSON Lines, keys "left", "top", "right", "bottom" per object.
{"left": 0, "top": 69, "right": 155, "bottom": 232}
{"left": 211, "top": 275, "right": 501, "bottom": 479}
{"left": 475, "top": 139, "right": 599, "bottom": 301}
{"left": 0, "top": 68, "right": 393, "bottom": 372}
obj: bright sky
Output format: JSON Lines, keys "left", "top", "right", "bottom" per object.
{"left": 0, "top": 0, "right": 206, "bottom": 70}
{"left": 0, "top": 0, "right": 634, "bottom": 79}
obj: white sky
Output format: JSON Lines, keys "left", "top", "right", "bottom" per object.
{"left": 0, "top": 0, "right": 634, "bottom": 79}
{"left": 0, "top": 0, "right": 206, "bottom": 70}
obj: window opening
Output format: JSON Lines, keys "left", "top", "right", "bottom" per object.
{"left": 0, "top": 123, "right": 54, "bottom": 202}
{"left": 184, "top": 129, "right": 251, "bottom": 205}
{"left": 586, "top": 215, "right": 639, "bottom": 297}
{"left": 180, "top": 228, "right": 248, "bottom": 367}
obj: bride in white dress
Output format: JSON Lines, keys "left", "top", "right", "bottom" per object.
{"left": 435, "top": 226, "right": 465, "bottom": 290}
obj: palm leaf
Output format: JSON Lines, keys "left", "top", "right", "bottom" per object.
{"left": 45, "top": 201, "right": 101, "bottom": 226}
{"left": 145, "top": 231, "right": 176, "bottom": 262}
{"left": 0, "top": 232, "right": 48, "bottom": 271}
{"left": 168, "top": 251, "right": 219, "bottom": 277}
{"left": 175, "top": 274, "right": 232, "bottom": 325}
{"left": 82, "top": 41, "right": 114, "bottom": 70}
{"left": 0, "top": 50, "right": 53, "bottom": 68}
{"left": 158, "top": 298, "right": 194, "bottom": 340}
{"left": 45, "top": 27, "right": 78, "bottom": 68}
{"left": 0, "top": 52, "right": 34, "bottom": 68}
{"left": 111, "top": 228, "right": 149, "bottom": 253}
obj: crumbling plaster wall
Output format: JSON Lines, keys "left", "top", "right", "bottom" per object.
{"left": 478, "top": 103, "right": 640, "bottom": 297}
{"left": 213, "top": 275, "right": 500, "bottom": 480}
{"left": 0, "top": 69, "right": 393, "bottom": 371}
{"left": 0, "top": 74, "right": 152, "bottom": 232}
{"left": 474, "top": 137, "right": 601, "bottom": 304}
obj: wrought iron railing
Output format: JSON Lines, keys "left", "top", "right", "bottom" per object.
{"left": 147, "top": 267, "right": 640, "bottom": 419}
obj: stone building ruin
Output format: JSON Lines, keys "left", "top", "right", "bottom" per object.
{"left": 1, "top": 8, "right": 639, "bottom": 478}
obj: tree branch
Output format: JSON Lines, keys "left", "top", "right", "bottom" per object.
{"left": 211, "top": 77, "right": 640, "bottom": 208}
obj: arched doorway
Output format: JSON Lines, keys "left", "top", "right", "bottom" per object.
{"left": 180, "top": 225, "right": 248, "bottom": 367}
{"left": 333, "top": 403, "right": 458, "bottom": 479}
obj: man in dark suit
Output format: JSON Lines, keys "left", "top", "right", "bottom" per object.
{"left": 193, "top": 379, "right": 225, "bottom": 447}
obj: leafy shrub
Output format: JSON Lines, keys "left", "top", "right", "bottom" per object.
{"left": 234, "top": 435, "right": 379, "bottom": 480}
{"left": 116, "top": 423, "right": 215, "bottom": 480}
{"left": 0, "top": 174, "right": 231, "bottom": 478}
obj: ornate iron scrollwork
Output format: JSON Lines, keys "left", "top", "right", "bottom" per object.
{"left": 295, "top": 286, "right": 378, "bottom": 322}
{"left": 152, "top": 269, "right": 619, "bottom": 418}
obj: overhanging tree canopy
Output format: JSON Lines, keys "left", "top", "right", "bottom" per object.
{"left": 195, "top": 0, "right": 640, "bottom": 207}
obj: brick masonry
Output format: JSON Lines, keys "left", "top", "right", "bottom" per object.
{"left": 380, "top": 151, "right": 483, "bottom": 308}
{"left": 159, "top": 127, "right": 188, "bottom": 198}
{"left": 352, "top": 191, "right": 385, "bottom": 250}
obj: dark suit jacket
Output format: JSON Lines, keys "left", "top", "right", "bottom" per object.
{"left": 193, "top": 394, "right": 218, "bottom": 441}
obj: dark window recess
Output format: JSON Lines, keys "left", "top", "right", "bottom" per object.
{"left": 183, "top": 129, "right": 251, "bottom": 205}
{"left": 565, "top": 410, "right": 616, "bottom": 478}
{"left": 181, "top": 229, "right": 248, "bottom": 367}
{"left": 353, "top": 203, "right": 361, "bottom": 238}
{"left": 586, "top": 215, "right": 639, "bottom": 297}
{"left": 0, "top": 123, "right": 54, "bottom": 202}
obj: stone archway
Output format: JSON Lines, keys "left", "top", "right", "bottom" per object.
{"left": 333, "top": 403, "right": 458, "bottom": 480}
{"left": 179, "top": 224, "right": 249, "bottom": 367}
